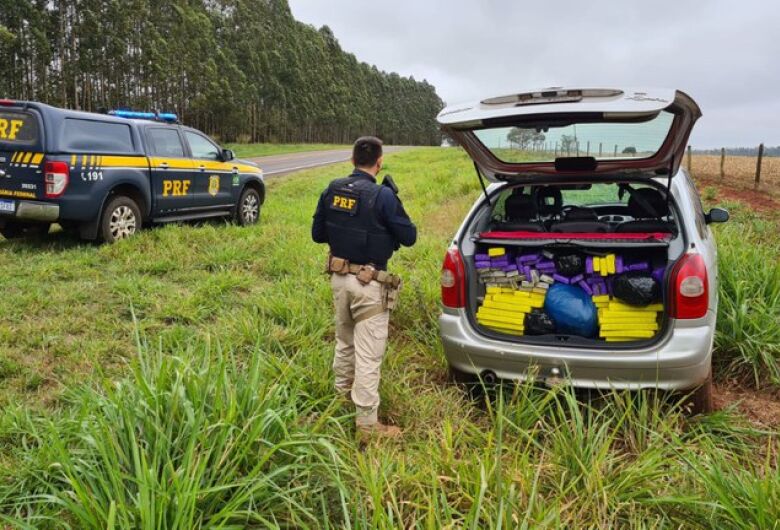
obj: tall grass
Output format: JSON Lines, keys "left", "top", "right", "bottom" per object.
{"left": 0, "top": 335, "right": 350, "bottom": 529}
{"left": 711, "top": 202, "right": 780, "bottom": 385}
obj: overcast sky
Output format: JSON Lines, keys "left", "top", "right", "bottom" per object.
{"left": 289, "top": 0, "right": 779, "bottom": 148}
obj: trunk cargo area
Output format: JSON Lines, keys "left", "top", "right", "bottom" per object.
{"left": 470, "top": 238, "right": 670, "bottom": 344}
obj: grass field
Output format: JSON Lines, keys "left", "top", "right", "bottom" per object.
{"left": 225, "top": 142, "right": 349, "bottom": 159}
{"left": 0, "top": 147, "right": 779, "bottom": 528}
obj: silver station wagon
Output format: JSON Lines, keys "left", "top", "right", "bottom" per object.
{"left": 437, "top": 88, "right": 729, "bottom": 412}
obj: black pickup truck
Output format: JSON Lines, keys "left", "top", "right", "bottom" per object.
{"left": 0, "top": 100, "right": 265, "bottom": 242}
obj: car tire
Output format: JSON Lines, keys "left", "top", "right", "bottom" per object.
{"left": 682, "top": 369, "right": 714, "bottom": 415}
{"left": 0, "top": 221, "right": 51, "bottom": 240}
{"left": 448, "top": 365, "right": 486, "bottom": 401}
{"left": 100, "top": 195, "right": 141, "bottom": 243}
{"left": 235, "top": 187, "right": 261, "bottom": 226}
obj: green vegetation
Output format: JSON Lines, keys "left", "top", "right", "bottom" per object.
{"left": 0, "top": 148, "right": 779, "bottom": 527}
{"left": 227, "top": 143, "right": 349, "bottom": 159}
{"left": 0, "top": 1, "right": 442, "bottom": 145}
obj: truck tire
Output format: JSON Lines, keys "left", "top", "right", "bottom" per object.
{"left": 100, "top": 195, "right": 141, "bottom": 243}
{"left": 0, "top": 221, "right": 51, "bottom": 240}
{"left": 234, "top": 187, "right": 261, "bottom": 226}
{"left": 682, "top": 369, "right": 714, "bottom": 415}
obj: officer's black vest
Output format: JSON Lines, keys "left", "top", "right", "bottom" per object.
{"left": 323, "top": 174, "right": 396, "bottom": 267}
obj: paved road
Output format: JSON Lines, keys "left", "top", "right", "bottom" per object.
{"left": 247, "top": 146, "right": 407, "bottom": 177}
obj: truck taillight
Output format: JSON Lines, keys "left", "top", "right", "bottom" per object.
{"left": 44, "top": 161, "right": 69, "bottom": 198}
{"left": 670, "top": 253, "right": 708, "bottom": 319}
{"left": 441, "top": 246, "right": 466, "bottom": 308}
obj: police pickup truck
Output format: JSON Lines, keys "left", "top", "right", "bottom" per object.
{"left": 0, "top": 100, "right": 265, "bottom": 242}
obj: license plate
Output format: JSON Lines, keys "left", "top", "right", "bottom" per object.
{"left": 0, "top": 199, "right": 15, "bottom": 213}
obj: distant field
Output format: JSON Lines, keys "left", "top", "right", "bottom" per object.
{"left": 0, "top": 148, "right": 779, "bottom": 527}
{"left": 226, "top": 142, "right": 349, "bottom": 159}
{"left": 690, "top": 154, "right": 780, "bottom": 194}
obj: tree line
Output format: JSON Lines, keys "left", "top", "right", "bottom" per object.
{"left": 0, "top": 0, "right": 444, "bottom": 145}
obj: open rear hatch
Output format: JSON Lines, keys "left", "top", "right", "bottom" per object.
{"left": 438, "top": 88, "right": 701, "bottom": 346}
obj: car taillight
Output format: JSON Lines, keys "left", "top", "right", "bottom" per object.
{"left": 441, "top": 246, "right": 466, "bottom": 308}
{"left": 44, "top": 161, "right": 69, "bottom": 198}
{"left": 670, "top": 253, "right": 708, "bottom": 319}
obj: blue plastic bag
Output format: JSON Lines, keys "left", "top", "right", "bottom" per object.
{"left": 543, "top": 283, "right": 598, "bottom": 338}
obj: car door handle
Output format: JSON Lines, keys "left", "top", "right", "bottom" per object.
{"left": 198, "top": 165, "right": 206, "bottom": 171}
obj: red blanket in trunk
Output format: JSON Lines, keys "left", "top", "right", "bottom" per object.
{"left": 480, "top": 231, "right": 672, "bottom": 241}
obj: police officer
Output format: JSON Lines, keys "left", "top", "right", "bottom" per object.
{"left": 312, "top": 136, "right": 417, "bottom": 438}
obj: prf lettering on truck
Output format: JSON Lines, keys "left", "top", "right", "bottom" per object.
{"left": 163, "top": 180, "right": 191, "bottom": 196}
{"left": 0, "top": 119, "right": 25, "bottom": 140}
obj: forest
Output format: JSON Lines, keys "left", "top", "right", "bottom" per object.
{"left": 0, "top": 0, "right": 443, "bottom": 145}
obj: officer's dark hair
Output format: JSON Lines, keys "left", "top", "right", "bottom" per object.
{"left": 352, "top": 136, "right": 383, "bottom": 168}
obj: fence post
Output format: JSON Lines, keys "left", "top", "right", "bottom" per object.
{"left": 755, "top": 143, "right": 764, "bottom": 189}
{"left": 614, "top": 144, "right": 618, "bottom": 157}
{"left": 599, "top": 142, "right": 603, "bottom": 157}
{"left": 687, "top": 145, "right": 692, "bottom": 174}
{"left": 720, "top": 147, "right": 725, "bottom": 180}
{"left": 586, "top": 141, "right": 590, "bottom": 156}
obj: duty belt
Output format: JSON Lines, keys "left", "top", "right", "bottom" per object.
{"left": 328, "top": 255, "right": 402, "bottom": 287}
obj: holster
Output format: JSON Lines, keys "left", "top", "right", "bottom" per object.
{"left": 382, "top": 278, "right": 403, "bottom": 311}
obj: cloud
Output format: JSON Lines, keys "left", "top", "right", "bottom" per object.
{"left": 289, "top": 0, "right": 780, "bottom": 148}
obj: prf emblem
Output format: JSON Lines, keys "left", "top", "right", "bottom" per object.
{"left": 208, "top": 175, "right": 220, "bottom": 196}
{"left": 329, "top": 192, "right": 359, "bottom": 214}
{"left": 163, "top": 179, "right": 191, "bottom": 196}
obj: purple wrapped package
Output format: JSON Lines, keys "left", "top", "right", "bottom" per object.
{"left": 475, "top": 254, "right": 489, "bottom": 261}
{"left": 616, "top": 256, "right": 624, "bottom": 273}
{"left": 652, "top": 266, "right": 666, "bottom": 283}
{"left": 491, "top": 259, "right": 509, "bottom": 267}
{"left": 519, "top": 253, "right": 540, "bottom": 263}
{"left": 475, "top": 261, "right": 491, "bottom": 269}
{"left": 628, "top": 262, "right": 649, "bottom": 272}
{"left": 586, "top": 256, "right": 594, "bottom": 274}
{"left": 552, "top": 273, "right": 570, "bottom": 284}
{"left": 570, "top": 274, "right": 584, "bottom": 284}
{"left": 503, "top": 265, "right": 518, "bottom": 272}
{"left": 537, "top": 259, "right": 554, "bottom": 268}
{"left": 578, "top": 280, "right": 593, "bottom": 295}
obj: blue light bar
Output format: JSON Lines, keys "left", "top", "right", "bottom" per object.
{"left": 109, "top": 110, "right": 178, "bottom": 123}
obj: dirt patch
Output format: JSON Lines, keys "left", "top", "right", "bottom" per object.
{"left": 714, "top": 382, "right": 780, "bottom": 428}
{"left": 695, "top": 176, "right": 780, "bottom": 218}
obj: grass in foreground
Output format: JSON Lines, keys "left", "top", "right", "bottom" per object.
{"left": 0, "top": 147, "right": 778, "bottom": 527}
{"left": 226, "top": 143, "right": 349, "bottom": 159}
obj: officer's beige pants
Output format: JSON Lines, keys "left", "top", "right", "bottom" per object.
{"left": 331, "top": 273, "right": 389, "bottom": 426}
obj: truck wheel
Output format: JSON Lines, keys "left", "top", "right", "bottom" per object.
{"left": 100, "top": 195, "right": 141, "bottom": 243}
{"left": 0, "top": 221, "right": 50, "bottom": 240}
{"left": 235, "top": 187, "right": 261, "bottom": 226}
{"left": 682, "top": 370, "right": 714, "bottom": 415}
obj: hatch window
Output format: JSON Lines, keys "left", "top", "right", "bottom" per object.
{"left": 474, "top": 111, "right": 675, "bottom": 164}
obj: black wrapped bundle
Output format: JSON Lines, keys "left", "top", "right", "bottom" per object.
{"left": 524, "top": 309, "right": 556, "bottom": 335}
{"left": 613, "top": 272, "right": 660, "bottom": 306}
{"left": 554, "top": 253, "right": 585, "bottom": 276}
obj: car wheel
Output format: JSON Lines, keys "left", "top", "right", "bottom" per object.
{"left": 100, "top": 195, "right": 141, "bottom": 243}
{"left": 0, "top": 221, "right": 51, "bottom": 240}
{"left": 682, "top": 369, "right": 714, "bottom": 415}
{"left": 235, "top": 187, "right": 261, "bottom": 226}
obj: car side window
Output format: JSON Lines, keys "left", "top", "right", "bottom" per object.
{"left": 185, "top": 131, "right": 221, "bottom": 161}
{"left": 684, "top": 174, "right": 708, "bottom": 239}
{"left": 148, "top": 128, "right": 185, "bottom": 157}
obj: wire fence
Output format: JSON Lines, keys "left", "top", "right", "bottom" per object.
{"left": 686, "top": 144, "right": 780, "bottom": 196}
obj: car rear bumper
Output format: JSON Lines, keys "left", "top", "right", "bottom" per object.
{"left": 0, "top": 200, "right": 59, "bottom": 222}
{"left": 440, "top": 308, "right": 714, "bottom": 390}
